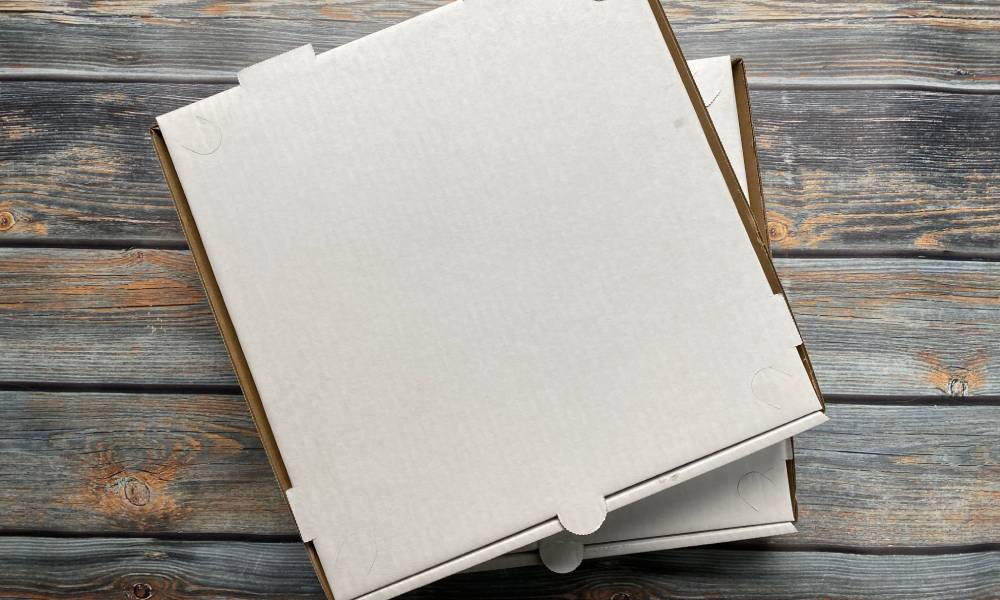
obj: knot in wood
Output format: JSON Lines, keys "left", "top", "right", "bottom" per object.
{"left": 767, "top": 220, "right": 788, "bottom": 242}
{"left": 132, "top": 582, "right": 153, "bottom": 599}
{"left": 947, "top": 376, "right": 969, "bottom": 397}
{"left": 0, "top": 211, "right": 14, "bottom": 231}
{"left": 123, "top": 477, "right": 151, "bottom": 506}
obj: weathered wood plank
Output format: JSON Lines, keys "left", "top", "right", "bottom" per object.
{"left": 0, "top": 539, "right": 995, "bottom": 599}
{"left": 3, "top": 82, "right": 999, "bottom": 252}
{"left": 789, "top": 404, "right": 999, "bottom": 548}
{"left": 0, "top": 537, "right": 321, "bottom": 600}
{"left": 3, "top": 392, "right": 997, "bottom": 546}
{"left": 5, "top": 1, "right": 998, "bottom": 22}
{"left": 2, "top": 250, "right": 998, "bottom": 396}
{"left": 778, "top": 258, "right": 1000, "bottom": 398}
{"left": 757, "top": 89, "right": 1000, "bottom": 254}
{"left": 1, "top": 4, "right": 999, "bottom": 87}
{"left": 0, "top": 249, "right": 232, "bottom": 385}
{"left": 0, "top": 82, "right": 191, "bottom": 244}
{"left": 0, "top": 392, "right": 293, "bottom": 536}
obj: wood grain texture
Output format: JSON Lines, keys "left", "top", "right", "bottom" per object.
{"left": 3, "top": 395, "right": 996, "bottom": 546}
{"left": 0, "top": 537, "right": 321, "bottom": 600}
{"left": 1, "top": 3, "right": 999, "bottom": 87}
{"left": 5, "top": 1, "right": 999, "bottom": 21}
{"left": 779, "top": 258, "right": 1000, "bottom": 398}
{"left": 3, "top": 83, "right": 999, "bottom": 252}
{"left": 3, "top": 249, "right": 998, "bottom": 396}
{"left": 0, "top": 248, "right": 231, "bottom": 385}
{"left": 0, "top": 539, "right": 996, "bottom": 600}
{"left": 0, "top": 391, "right": 293, "bottom": 536}
{"left": 756, "top": 89, "right": 1000, "bottom": 255}
{"left": 789, "top": 404, "right": 999, "bottom": 548}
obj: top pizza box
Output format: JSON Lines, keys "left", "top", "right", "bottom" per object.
{"left": 152, "top": 1, "right": 826, "bottom": 598}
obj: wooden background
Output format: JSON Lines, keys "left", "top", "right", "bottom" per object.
{"left": 1, "top": 1, "right": 998, "bottom": 598}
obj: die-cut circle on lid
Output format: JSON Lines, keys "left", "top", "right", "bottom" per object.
{"left": 539, "top": 539, "right": 585, "bottom": 574}
{"left": 751, "top": 366, "right": 796, "bottom": 410}
{"left": 557, "top": 496, "right": 607, "bottom": 536}
{"left": 181, "top": 116, "right": 223, "bottom": 156}
{"left": 330, "top": 531, "right": 380, "bottom": 586}
{"left": 737, "top": 470, "right": 776, "bottom": 512}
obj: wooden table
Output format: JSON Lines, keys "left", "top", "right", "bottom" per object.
{"left": 1, "top": 2, "right": 998, "bottom": 598}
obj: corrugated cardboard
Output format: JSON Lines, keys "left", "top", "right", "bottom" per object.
{"left": 151, "top": 2, "right": 825, "bottom": 599}
{"left": 481, "top": 55, "right": 801, "bottom": 573}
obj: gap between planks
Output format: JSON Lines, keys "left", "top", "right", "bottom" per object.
{"left": 5, "top": 241, "right": 1000, "bottom": 264}
{"left": 1, "top": 381, "right": 997, "bottom": 406}
{"left": 0, "top": 531, "right": 993, "bottom": 557}
{"left": 4, "top": 69, "right": 1000, "bottom": 95}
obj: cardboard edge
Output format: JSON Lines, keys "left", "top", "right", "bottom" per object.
{"left": 645, "top": 0, "right": 826, "bottom": 412}
{"left": 584, "top": 521, "right": 798, "bottom": 561}
{"left": 786, "top": 437, "right": 800, "bottom": 520}
{"left": 607, "top": 411, "right": 827, "bottom": 513}
{"left": 730, "top": 58, "right": 770, "bottom": 254}
{"left": 150, "top": 126, "right": 336, "bottom": 600}
{"left": 151, "top": 7, "right": 826, "bottom": 597}
{"left": 472, "top": 522, "right": 798, "bottom": 572}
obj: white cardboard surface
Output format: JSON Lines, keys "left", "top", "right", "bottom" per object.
{"left": 157, "top": 2, "right": 824, "bottom": 598}
{"left": 485, "top": 56, "right": 797, "bottom": 573}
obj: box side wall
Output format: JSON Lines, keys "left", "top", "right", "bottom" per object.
{"left": 151, "top": 127, "right": 335, "bottom": 600}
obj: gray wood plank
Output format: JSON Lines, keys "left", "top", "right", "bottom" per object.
{"left": 2, "top": 250, "right": 998, "bottom": 397}
{"left": 3, "top": 392, "right": 997, "bottom": 546}
{"left": 0, "top": 537, "right": 321, "bottom": 600}
{"left": 2, "top": 82, "right": 999, "bottom": 253}
{"left": 788, "top": 404, "right": 999, "bottom": 548}
{"left": 1, "top": 2, "right": 998, "bottom": 88}
{"left": 0, "top": 538, "right": 995, "bottom": 599}
{"left": 778, "top": 258, "right": 1000, "bottom": 398}
{"left": 0, "top": 248, "right": 231, "bottom": 385}
{"left": 0, "top": 391, "right": 293, "bottom": 536}
{"left": 756, "top": 89, "right": 1000, "bottom": 255}
{"left": 5, "top": 0, "right": 998, "bottom": 21}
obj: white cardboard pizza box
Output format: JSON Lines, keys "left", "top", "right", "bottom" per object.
{"left": 482, "top": 55, "right": 802, "bottom": 574}
{"left": 152, "top": 2, "right": 826, "bottom": 599}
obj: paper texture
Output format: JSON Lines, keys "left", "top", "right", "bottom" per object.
{"left": 157, "top": 2, "right": 824, "bottom": 598}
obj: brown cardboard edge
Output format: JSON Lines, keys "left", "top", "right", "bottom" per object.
{"left": 786, "top": 437, "right": 799, "bottom": 519}
{"left": 730, "top": 58, "right": 770, "bottom": 253}
{"left": 150, "top": 126, "right": 336, "bottom": 600}
{"left": 646, "top": 0, "right": 826, "bottom": 414}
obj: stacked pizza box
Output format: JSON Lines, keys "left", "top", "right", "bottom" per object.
{"left": 151, "top": 2, "right": 826, "bottom": 599}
